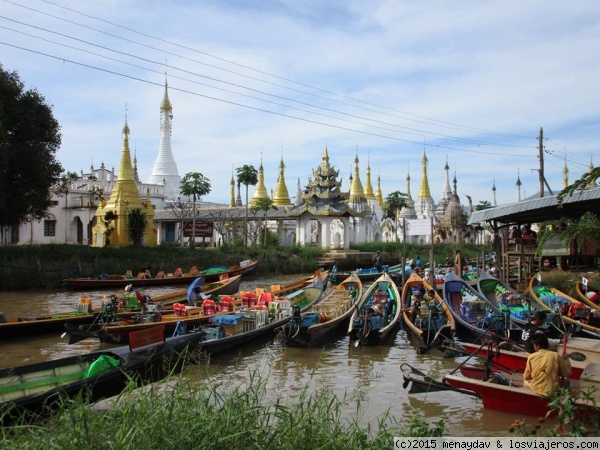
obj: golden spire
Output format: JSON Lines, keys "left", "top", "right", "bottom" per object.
{"left": 418, "top": 149, "right": 432, "bottom": 198}
{"left": 160, "top": 77, "right": 172, "bottom": 113}
{"left": 93, "top": 117, "right": 156, "bottom": 247}
{"left": 364, "top": 153, "right": 375, "bottom": 199}
{"left": 272, "top": 156, "right": 291, "bottom": 206}
{"left": 376, "top": 174, "right": 384, "bottom": 209}
{"left": 349, "top": 150, "right": 365, "bottom": 202}
{"left": 563, "top": 155, "right": 569, "bottom": 189}
{"left": 249, "top": 157, "right": 270, "bottom": 206}
{"left": 320, "top": 145, "right": 331, "bottom": 171}
{"left": 229, "top": 166, "right": 235, "bottom": 207}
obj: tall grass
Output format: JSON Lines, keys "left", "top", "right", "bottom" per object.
{"left": 0, "top": 366, "right": 445, "bottom": 449}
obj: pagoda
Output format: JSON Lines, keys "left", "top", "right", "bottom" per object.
{"left": 92, "top": 120, "right": 156, "bottom": 247}
{"left": 286, "top": 146, "right": 355, "bottom": 249}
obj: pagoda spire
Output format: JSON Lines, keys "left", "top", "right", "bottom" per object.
{"left": 492, "top": 179, "right": 497, "bottom": 206}
{"left": 93, "top": 117, "right": 156, "bottom": 247}
{"left": 418, "top": 149, "right": 432, "bottom": 198}
{"left": 272, "top": 156, "right": 291, "bottom": 206}
{"left": 229, "top": 166, "right": 236, "bottom": 207}
{"left": 376, "top": 174, "right": 384, "bottom": 209}
{"left": 148, "top": 77, "right": 181, "bottom": 200}
{"left": 295, "top": 178, "right": 303, "bottom": 206}
{"left": 250, "top": 156, "right": 270, "bottom": 206}
{"left": 364, "top": 153, "right": 375, "bottom": 199}
{"left": 516, "top": 169, "right": 522, "bottom": 202}
{"left": 349, "top": 149, "right": 365, "bottom": 203}
{"left": 563, "top": 155, "right": 569, "bottom": 189}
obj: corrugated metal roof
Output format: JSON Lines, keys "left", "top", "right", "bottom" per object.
{"left": 468, "top": 186, "right": 600, "bottom": 226}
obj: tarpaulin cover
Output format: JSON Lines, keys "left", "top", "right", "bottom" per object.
{"left": 210, "top": 314, "right": 245, "bottom": 325}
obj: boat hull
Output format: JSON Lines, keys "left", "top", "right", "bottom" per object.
{"left": 63, "top": 261, "right": 258, "bottom": 290}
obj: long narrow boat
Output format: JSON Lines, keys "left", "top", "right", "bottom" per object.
{"left": 194, "top": 277, "right": 326, "bottom": 356}
{"left": 401, "top": 361, "right": 600, "bottom": 420}
{"left": 528, "top": 274, "right": 600, "bottom": 339}
{"left": 332, "top": 261, "right": 411, "bottom": 284}
{"left": 63, "top": 275, "right": 243, "bottom": 344}
{"left": 443, "top": 370, "right": 600, "bottom": 419}
{"left": 454, "top": 340, "right": 595, "bottom": 381}
{"left": 0, "top": 275, "right": 241, "bottom": 342}
{"left": 475, "top": 271, "right": 542, "bottom": 328}
{"left": 347, "top": 272, "right": 402, "bottom": 346}
{"left": 575, "top": 279, "right": 600, "bottom": 311}
{"left": 401, "top": 272, "right": 455, "bottom": 353}
{"left": 0, "top": 324, "right": 208, "bottom": 424}
{"left": 442, "top": 271, "right": 522, "bottom": 343}
{"left": 62, "top": 260, "right": 258, "bottom": 289}
{"left": 282, "top": 273, "right": 362, "bottom": 347}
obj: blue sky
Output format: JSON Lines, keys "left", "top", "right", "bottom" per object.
{"left": 1, "top": 0, "right": 599, "bottom": 207}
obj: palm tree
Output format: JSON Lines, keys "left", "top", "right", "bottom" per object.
{"left": 180, "top": 172, "right": 212, "bottom": 248}
{"left": 127, "top": 208, "right": 147, "bottom": 246}
{"left": 384, "top": 191, "right": 408, "bottom": 242}
{"left": 251, "top": 197, "right": 277, "bottom": 247}
{"left": 236, "top": 165, "right": 258, "bottom": 249}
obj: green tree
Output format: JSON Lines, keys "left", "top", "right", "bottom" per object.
{"left": 251, "top": 197, "right": 277, "bottom": 247}
{"left": 180, "top": 172, "right": 211, "bottom": 248}
{"left": 126, "top": 208, "right": 147, "bottom": 246}
{"left": 104, "top": 210, "right": 116, "bottom": 246}
{"left": 0, "top": 65, "right": 62, "bottom": 238}
{"left": 383, "top": 191, "right": 408, "bottom": 242}
{"left": 476, "top": 200, "right": 492, "bottom": 211}
{"left": 236, "top": 165, "right": 258, "bottom": 249}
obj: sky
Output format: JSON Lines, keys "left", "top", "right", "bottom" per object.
{"left": 1, "top": 0, "right": 599, "bottom": 207}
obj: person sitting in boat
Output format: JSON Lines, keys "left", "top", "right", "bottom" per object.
{"left": 143, "top": 267, "right": 152, "bottom": 279}
{"left": 415, "top": 255, "right": 422, "bottom": 268}
{"left": 173, "top": 268, "right": 183, "bottom": 277}
{"left": 155, "top": 270, "right": 165, "bottom": 279}
{"left": 189, "top": 266, "right": 199, "bottom": 276}
{"left": 523, "top": 333, "right": 571, "bottom": 396}
{"left": 424, "top": 289, "right": 436, "bottom": 307}
{"left": 188, "top": 286, "right": 203, "bottom": 306}
{"left": 521, "top": 311, "right": 562, "bottom": 353}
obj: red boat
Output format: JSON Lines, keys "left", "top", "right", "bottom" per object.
{"left": 62, "top": 260, "right": 258, "bottom": 290}
{"left": 443, "top": 373, "right": 600, "bottom": 419}
{"left": 458, "top": 341, "right": 587, "bottom": 380}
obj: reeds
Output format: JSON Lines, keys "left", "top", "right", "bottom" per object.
{"left": 0, "top": 362, "right": 445, "bottom": 449}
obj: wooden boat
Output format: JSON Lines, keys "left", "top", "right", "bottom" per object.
{"left": 475, "top": 271, "right": 541, "bottom": 327}
{"left": 444, "top": 363, "right": 600, "bottom": 420}
{"left": 194, "top": 277, "right": 326, "bottom": 356}
{"left": 0, "top": 324, "right": 209, "bottom": 423}
{"left": 454, "top": 341, "right": 595, "bottom": 381}
{"left": 331, "top": 262, "right": 410, "bottom": 284}
{"left": 347, "top": 272, "right": 402, "bottom": 346}
{"left": 442, "top": 271, "right": 522, "bottom": 343}
{"left": 401, "top": 362, "right": 600, "bottom": 420}
{"left": 62, "top": 260, "right": 258, "bottom": 289}
{"left": 0, "top": 275, "right": 241, "bottom": 342}
{"left": 528, "top": 274, "right": 600, "bottom": 339}
{"left": 575, "top": 279, "right": 600, "bottom": 310}
{"left": 282, "top": 273, "right": 363, "bottom": 347}
{"left": 401, "top": 272, "right": 456, "bottom": 353}
{"left": 63, "top": 275, "right": 243, "bottom": 344}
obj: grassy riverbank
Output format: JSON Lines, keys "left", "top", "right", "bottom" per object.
{"left": 0, "top": 243, "right": 324, "bottom": 290}
{"left": 0, "top": 368, "right": 445, "bottom": 449}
